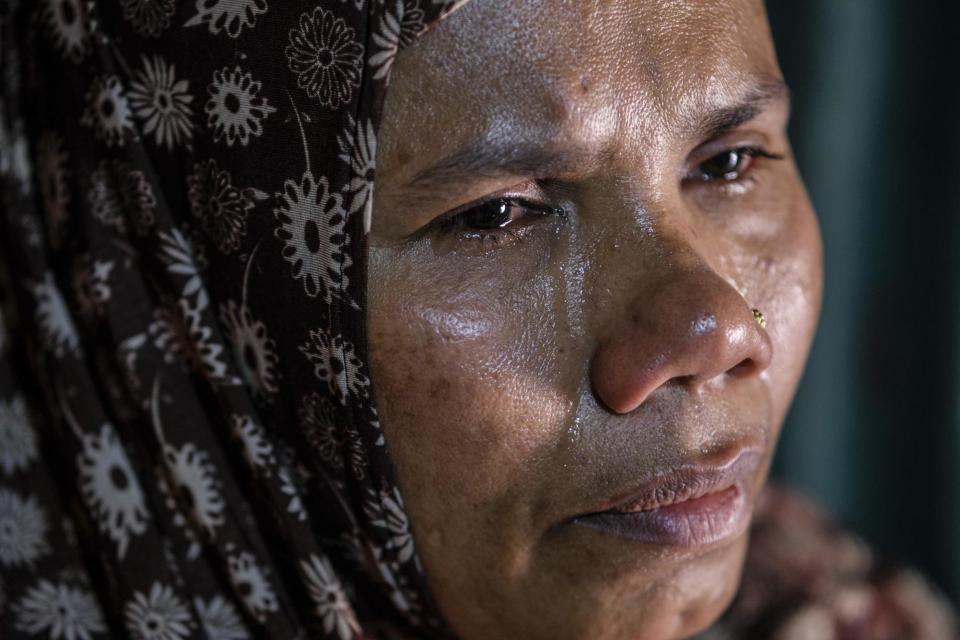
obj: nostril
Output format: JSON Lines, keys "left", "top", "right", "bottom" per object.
{"left": 727, "top": 357, "right": 758, "bottom": 377}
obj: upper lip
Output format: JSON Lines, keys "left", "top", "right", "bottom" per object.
{"left": 575, "top": 446, "right": 764, "bottom": 518}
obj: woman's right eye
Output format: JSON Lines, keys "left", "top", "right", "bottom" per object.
{"left": 432, "top": 197, "right": 565, "bottom": 245}
{"left": 457, "top": 199, "right": 534, "bottom": 230}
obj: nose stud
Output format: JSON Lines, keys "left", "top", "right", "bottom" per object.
{"left": 752, "top": 308, "right": 767, "bottom": 329}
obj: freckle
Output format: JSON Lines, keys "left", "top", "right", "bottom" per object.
{"left": 580, "top": 75, "right": 591, "bottom": 93}
{"left": 547, "top": 98, "right": 569, "bottom": 124}
{"left": 396, "top": 146, "right": 411, "bottom": 168}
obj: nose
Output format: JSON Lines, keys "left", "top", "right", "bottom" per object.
{"left": 590, "top": 261, "right": 773, "bottom": 415}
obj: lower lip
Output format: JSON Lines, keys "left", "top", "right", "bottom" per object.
{"left": 572, "top": 483, "right": 751, "bottom": 548}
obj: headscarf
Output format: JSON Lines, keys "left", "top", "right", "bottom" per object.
{"left": 0, "top": 1, "right": 469, "bottom": 638}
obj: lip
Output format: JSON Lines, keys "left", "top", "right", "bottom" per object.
{"left": 569, "top": 448, "right": 763, "bottom": 548}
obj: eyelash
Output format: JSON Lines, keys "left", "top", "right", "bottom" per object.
{"left": 430, "top": 197, "right": 566, "bottom": 247}
{"left": 686, "top": 146, "right": 784, "bottom": 183}
{"left": 430, "top": 145, "right": 783, "bottom": 247}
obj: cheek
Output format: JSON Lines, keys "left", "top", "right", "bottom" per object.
{"left": 367, "top": 249, "right": 579, "bottom": 552}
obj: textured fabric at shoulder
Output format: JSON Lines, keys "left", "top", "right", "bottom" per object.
{"left": 701, "top": 487, "right": 958, "bottom": 640}
{"left": 0, "top": 1, "right": 469, "bottom": 639}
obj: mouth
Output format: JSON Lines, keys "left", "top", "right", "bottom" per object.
{"left": 569, "top": 447, "right": 763, "bottom": 548}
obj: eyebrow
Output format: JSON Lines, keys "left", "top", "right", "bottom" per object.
{"left": 693, "top": 75, "right": 790, "bottom": 143}
{"left": 399, "top": 75, "right": 790, "bottom": 198}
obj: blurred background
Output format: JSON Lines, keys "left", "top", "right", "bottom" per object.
{"left": 767, "top": 1, "right": 960, "bottom": 605}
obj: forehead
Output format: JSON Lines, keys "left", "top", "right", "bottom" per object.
{"left": 379, "top": 0, "right": 779, "bottom": 181}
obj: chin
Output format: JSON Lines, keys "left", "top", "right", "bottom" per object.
{"left": 659, "top": 536, "right": 749, "bottom": 639}
{"left": 552, "top": 524, "right": 751, "bottom": 640}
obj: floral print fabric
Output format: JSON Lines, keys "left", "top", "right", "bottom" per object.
{"left": 0, "top": 0, "right": 469, "bottom": 638}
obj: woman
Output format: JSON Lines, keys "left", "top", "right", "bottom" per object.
{"left": 0, "top": 1, "right": 954, "bottom": 639}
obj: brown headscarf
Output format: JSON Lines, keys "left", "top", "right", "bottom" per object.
{"left": 0, "top": 1, "right": 469, "bottom": 638}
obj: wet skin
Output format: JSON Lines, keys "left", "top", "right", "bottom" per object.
{"left": 367, "top": 1, "right": 823, "bottom": 639}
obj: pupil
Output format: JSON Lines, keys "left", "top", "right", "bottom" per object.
{"left": 704, "top": 150, "right": 742, "bottom": 179}
{"left": 467, "top": 200, "right": 511, "bottom": 229}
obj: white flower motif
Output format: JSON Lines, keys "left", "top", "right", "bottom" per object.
{"left": 120, "top": 0, "right": 175, "bottom": 37}
{"left": 367, "top": 405, "right": 385, "bottom": 447}
{"left": 300, "top": 554, "right": 360, "bottom": 640}
{"left": 187, "top": 159, "right": 257, "bottom": 253}
{"left": 77, "top": 424, "right": 149, "bottom": 559}
{"left": 72, "top": 255, "right": 114, "bottom": 320}
{"left": 299, "top": 392, "right": 339, "bottom": 463}
{"left": 299, "top": 329, "right": 369, "bottom": 404}
{"left": 163, "top": 442, "right": 224, "bottom": 537}
{"left": 231, "top": 415, "right": 274, "bottom": 472}
{"left": 274, "top": 171, "right": 353, "bottom": 302}
{"left": 278, "top": 467, "right": 307, "bottom": 522}
{"left": 128, "top": 55, "right": 194, "bottom": 149}
{"left": 36, "top": 132, "right": 70, "bottom": 245}
{"left": 228, "top": 551, "right": 278, "bottom": 622}
{"left": 205, "top": 66, "right": 276, "bottom": 147}
{"left": 337, "top": 117, "right": 377, "bottom": 231}
{"left": 125, "top": 582, "right": 193, "bottom": 640}
{"left": 19, "top": 205, "right": 45, "bottom": 248}
{"left": 0, "top": 395, "right": 38, "bottom": 476}
{"left": 88, "top": 159, "right": 157, "bottom": 236}
{"left": 365, "top": 487, "right": 415, "bottom": 564}
{"left": 185, "top": 0, "right": 267, "bottom": 38}
{"left": 31, "top": 271, "right": 80, "bottom": 357}
{"left": 149, "top": 298, "right": 227, "bottom": 380}
{"left": 158, "top": 228, "right": 208, "bottom": 308}
{"left": 370, "top": 548, "right": 422, "bottom": 616}
{"left": 358, "top": 536, "right": 423, "bottom": 616}
{"left": 285, "top": 7, "right": 364, "bottom": 108}
{"left": 195, "top": 595, "right": 250, "bottom": 640}
{"left": 155, "top": 472, "right": 202, "bottom": 561}
{"left": 14, "top": 579, "right": 106, "bottom": 640}
{"left": 81, "top": 75, "right": 136, "bottom": 147}
{"left": 43, "top": 0, "right": 90, "bottom": 62}
{"left": 368, "top": 0, "right": 425, "bottom": 81}
{"left": 0, "top": 117, "right": 32, "bottom": 193}
{"left": 299, "top": 392, "right": 367, "bottom": 478}
{"left": 0, "top": 488, "right": 48, "bottom": 567}
{"left": 220, "top": 300, "right": 278, "bottom": 398}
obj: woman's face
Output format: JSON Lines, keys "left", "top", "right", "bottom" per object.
{"left": 368, "top": 1, "right": 822, "bottom": 639}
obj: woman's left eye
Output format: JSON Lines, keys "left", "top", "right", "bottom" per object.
{"left": 690, "top": 147, "right": 782, "bottom": 182}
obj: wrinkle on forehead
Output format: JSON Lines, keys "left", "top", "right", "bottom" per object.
{"left": 379, "top": 0, "right": 779, "bottom": 184}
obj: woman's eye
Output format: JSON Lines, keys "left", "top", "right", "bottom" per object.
{"left": 462, "top": 199, "right": 526, "bottom": 230}
{"left": 432, "top": 197, "right": 564, "bottom": 246}
{"left": 691, "top": 147, "right": 782, "bottom": 182}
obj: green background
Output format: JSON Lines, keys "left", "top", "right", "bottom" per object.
{"left": 767, "top": 1, "right": 960, "bottom": 604}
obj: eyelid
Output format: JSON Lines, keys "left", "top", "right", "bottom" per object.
{"left": 435, "top": 196, "right": 562, "bottom": 233}
{"left": 682, "top": 138, "right": 785, "bottom": 187}
{"left": 407, "top": 181, "right": 550, "bottom": 239}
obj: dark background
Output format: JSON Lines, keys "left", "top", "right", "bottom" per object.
{"left": 767, "top": 1, "right": 960, "bottom": 605}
